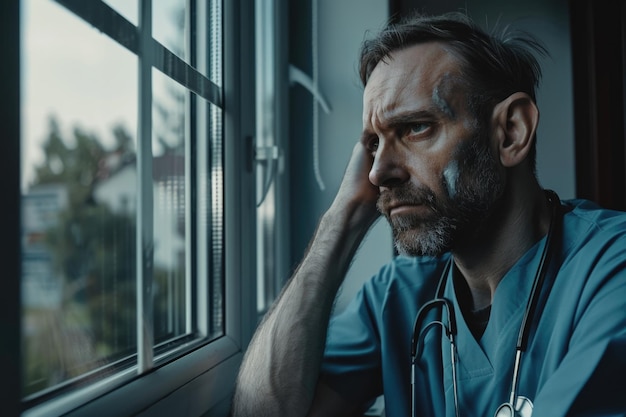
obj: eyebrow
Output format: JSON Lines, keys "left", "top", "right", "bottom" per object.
{"left": 364, "top": 107, "right": 441, "bottom": 133}
{"left": 360, "top": 108, "right": 441, "bottom": 145}
{"left": 385, "top": 109, "right": 439, "bottom": 127}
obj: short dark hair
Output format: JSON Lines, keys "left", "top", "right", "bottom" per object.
{"left": 359, "top": 12, "right": 548, "bottom": 171}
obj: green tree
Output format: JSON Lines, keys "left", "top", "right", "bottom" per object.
{"left": 24, "top": 117, "right": 138, "bottom": 394}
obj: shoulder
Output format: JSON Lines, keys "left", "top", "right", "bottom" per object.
{"left": 558, "top": 199, "right": 626, "bottom": 314}
{"left": 563, "top": 198, "right": 626, "bottom": 234}
{"left": 561, "top": 199, "right": 626, "bottom": 254}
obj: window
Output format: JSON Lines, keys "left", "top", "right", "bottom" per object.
{"left": 254, "top": 0, "right": 291, "bottom": 317}
{"left": 13, "top": 0, "right": 256, "bottom": 415}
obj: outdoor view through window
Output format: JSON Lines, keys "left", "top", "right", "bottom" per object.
{"left": 20, "top": 0, "right": 224, "bottom": 405}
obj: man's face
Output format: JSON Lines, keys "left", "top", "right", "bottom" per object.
{"left": 361, "top": 42, "right": 504, "bottom": 256}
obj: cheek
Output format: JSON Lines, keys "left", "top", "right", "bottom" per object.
{"left": 405, "top": 152, "right": 448, "bottom": 195}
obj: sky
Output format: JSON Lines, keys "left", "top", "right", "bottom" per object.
{"left": 21, "top": 0, "right": 186, "bottom": 190}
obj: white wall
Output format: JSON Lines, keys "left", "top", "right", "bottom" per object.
{"left": 461, "top": 0, "right": 576, "bottom": 199}
{"left": 312, "top": 0, "right": 393, "bottom": 313}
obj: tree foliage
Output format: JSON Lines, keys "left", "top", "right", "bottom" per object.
{"left": 24, "top": 117, "right": 138, "bottom": 395}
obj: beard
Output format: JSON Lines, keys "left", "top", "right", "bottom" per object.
{"left": 377, "top": 134, "right": 504, "bottom": 257}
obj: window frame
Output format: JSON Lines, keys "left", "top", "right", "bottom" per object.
{"left": 11, "top": 0, "right": 257, "bottom": 415}
{"left": 1, "top": 0, "right": 22, "bottom": 415}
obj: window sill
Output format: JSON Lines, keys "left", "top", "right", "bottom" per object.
{"left": 24, "top": 336, "right": 241, "bottom": 417}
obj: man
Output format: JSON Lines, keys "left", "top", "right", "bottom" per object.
{"left": 232, "top": 12, "right": 626, "bottom": 417}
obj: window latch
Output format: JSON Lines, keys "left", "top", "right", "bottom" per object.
{"left": 255, "top": 145, "right": 280, "bottom": 161}
{"left": 254, "top": 144, "right": 281, "bottom": 207}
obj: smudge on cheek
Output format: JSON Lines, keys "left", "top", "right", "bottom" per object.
{"left": 443, "top": 159, "right": 459, "bottom": 198}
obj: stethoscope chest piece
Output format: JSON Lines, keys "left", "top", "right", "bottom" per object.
{"left": 494, "top": 396, "right": 533, "bottom": 417}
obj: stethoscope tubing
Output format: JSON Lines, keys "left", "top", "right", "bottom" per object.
{"left": 410, "top": 190, "right": 563, "bottom": 417}
{"left": 508, "top": 190, "right": 561, "bottom": 407}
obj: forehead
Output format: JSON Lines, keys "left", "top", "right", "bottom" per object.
{"left": 363, "top": 42, "right": 466, "bottom": 123}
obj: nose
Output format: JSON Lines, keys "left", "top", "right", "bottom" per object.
{"left": 368, "top": 141, "right": 410, "bottom": 188}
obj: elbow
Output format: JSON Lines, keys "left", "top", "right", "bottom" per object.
{"left": 231, "top": 378, "right": 313, "bottom": 417}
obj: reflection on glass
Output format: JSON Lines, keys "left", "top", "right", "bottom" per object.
{"left": 21, "top": 0, "right": 137, "bottom": 398}
{"left": 152, "top": 69, "right": 188, "bottom": 344}
{"left": 102, "top": 0, "right": 138, "bottom": 25}
{"left": 153, "top": 0, "right": 186, "bottom": 62}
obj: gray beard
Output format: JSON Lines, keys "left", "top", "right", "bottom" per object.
{"left": 379, "top": 136, "right": 504, "bottom": 257}
{"left": 391, "top": 213, "right": 455, "bottom": 257}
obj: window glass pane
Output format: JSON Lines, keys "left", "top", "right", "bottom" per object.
{"left": 153, "top": 0, "right": 187, "bottom": 63}
{"left": 208, "top": 101, "right": 224, "bottom": 336}
{"left": 206, "top": 0, "right": 223, "bottom": 336}
{"left": 152, "top": 69, "right": 189, "bottom": 344}
{"left": 102, "top": 0, "right": 138, "bottom": 26}
{"left": 21, "top": 0, "right": 138, "bottom": 398}
{"left": 208, "top": 0, "right": 223, "bottom": 87}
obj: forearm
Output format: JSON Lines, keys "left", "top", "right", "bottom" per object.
{"left": 232, "top": 204, "right": 376, "bottom": 417}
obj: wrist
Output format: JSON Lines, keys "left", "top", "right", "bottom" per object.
{"left": 326, "top": 197, "right": 380, "bottom": 232}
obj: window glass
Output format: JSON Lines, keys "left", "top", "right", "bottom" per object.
{"left": 153, "top": 0, "right": 187, "bottom": 62}
{"left": 208, "top": 0, "right": 223, "bottom": 86}
{"left": 21, "top": 0, "right": 138, "bottom": 398}
{"left": 20, "top": 0, "right": 230, "bottom": 412}
{"left": 207, "top": 1, "right": 224, "bottom": 334}
{"left": 207, "top": 100, "right": 224, "bottom": 336}
{"left": 152, "top": 69, "right": 189, "bottom": 344}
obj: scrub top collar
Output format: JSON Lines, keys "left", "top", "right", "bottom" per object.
{"left": 442, "top": 237, "right": 548, "bottom": 385}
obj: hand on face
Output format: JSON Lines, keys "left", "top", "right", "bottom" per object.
{"left": 330, "top": 142, "right": 381, "bottom": 226}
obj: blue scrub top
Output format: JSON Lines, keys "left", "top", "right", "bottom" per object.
{"left": 320, "top": 199, "right": 626, "bottom": 417}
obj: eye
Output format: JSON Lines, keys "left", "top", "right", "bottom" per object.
{"left": 406, "top": 122, "right": 431, "bottom": 136}
{"left": 366, "top": 137, "right": 379, "bottom": 154}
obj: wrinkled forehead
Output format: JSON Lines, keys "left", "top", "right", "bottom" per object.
{"left": 362, "top": 42, "right": 468, "bottom": 123}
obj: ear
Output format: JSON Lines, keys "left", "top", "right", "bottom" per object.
{"left": 490, "top": 92, "right": 539, "bottom": 168}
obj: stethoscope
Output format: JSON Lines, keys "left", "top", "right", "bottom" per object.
{"left": 410, "top": 190, "right": 562, "bottom": 417}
